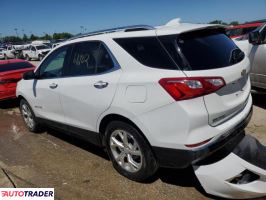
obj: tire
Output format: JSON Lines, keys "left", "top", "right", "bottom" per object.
{"left": 25, "top": 54, "right": 30, "bottom": 61}
{"left": 19, "top": 99, "right": 42, "bottom": 133}
{"left": 105, "top": 121, "right": 158, "bottom": 182}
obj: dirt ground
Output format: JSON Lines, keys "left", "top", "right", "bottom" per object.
{"left": 0, "top": 90, "right": 265, "bottom": 199}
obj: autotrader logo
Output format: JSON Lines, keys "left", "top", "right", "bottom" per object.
{"left": 0, "top": 188, "right": 54, "bottom": 200}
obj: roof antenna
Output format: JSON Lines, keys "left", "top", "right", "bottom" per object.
{"left": 165, "top": 18, "right": 181, "bottom": 26}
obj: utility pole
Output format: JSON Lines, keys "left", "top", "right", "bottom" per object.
{"left": 80, "top": 26, "right": 84, "bottom": 34}
{"left": 14, "top": 28, "right": 18, "bottom": 37}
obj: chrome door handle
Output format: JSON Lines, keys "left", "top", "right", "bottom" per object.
{"left": 49, "top": 83, "right": 58, "bottom": 89}
{"left": 94, "top": 81, "right": 108, "bottom": 89}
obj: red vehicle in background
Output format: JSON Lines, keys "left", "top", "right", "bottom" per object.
{"left": 0, "top": 59, "right": 35, "bottom": 101}
{"left": 226, "top": 22, "right": 264, "bottom": 40}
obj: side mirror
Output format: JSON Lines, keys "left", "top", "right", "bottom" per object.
{"left": 249, "top": 31, "right": 261, "bottom": 45}
{"left": 23, "top": 71, "right": 37, "bottom": 80}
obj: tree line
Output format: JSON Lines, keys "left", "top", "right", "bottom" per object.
{"left": 208, "top": 20, "right": 239, "bottom": 26}
{"left": 1, "top": 32, "right": 73, "bottom": 43}
{"left": 1, "top": 20, "right": 241, "bottom": 44}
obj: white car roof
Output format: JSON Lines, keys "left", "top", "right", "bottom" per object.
{"left": 64, "top": 21, "right": 225, "bottom": 45}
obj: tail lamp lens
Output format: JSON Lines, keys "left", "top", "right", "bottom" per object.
{"left": 159, "top": 77, "right": 225, "bottom": 101}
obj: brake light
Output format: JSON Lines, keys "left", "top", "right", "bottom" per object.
{"left": 159, "top": 77, "right": 225, "bottom": 101}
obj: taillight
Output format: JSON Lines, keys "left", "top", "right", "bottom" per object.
{"left": 159, "top": 77, "right": 225, "bottom": 101}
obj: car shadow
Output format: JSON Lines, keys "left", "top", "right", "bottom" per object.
{"left": 252, "top": 93, "right": 266, "bottom": 109}
{"left": 0, "top": 99, "right": 19, "bottom": 109}
{"left": 43, "top": 127, "right": 225, "bottom": 199}
{"left": 45, "top": 128, "right": 109, "bottom": 161}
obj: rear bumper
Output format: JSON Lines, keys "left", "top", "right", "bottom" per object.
{"left": 152, "top": 106, "right": 253, "bottom": 168}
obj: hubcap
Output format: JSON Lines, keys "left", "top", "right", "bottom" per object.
{"left": 110, "top": 130, "right": 142, "bottom": 173}
{"left": 21, "top": 104, "right": 34, "bottom": 129}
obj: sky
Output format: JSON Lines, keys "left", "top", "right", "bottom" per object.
{"left": 0, "top": 0, "right": 265, "bottom": 37}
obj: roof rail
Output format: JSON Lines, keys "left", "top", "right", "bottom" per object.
{"left": 68, "top": 25, "right": 154, "bottom": 41}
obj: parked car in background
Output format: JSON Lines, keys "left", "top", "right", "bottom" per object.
{"left": 23, "top": 44, "right": 51, "bottom": 61}
{"left": 235, "top": 24, "right": 266, "bottom": 91}
{"left": 226, "top": 22, "right": 263, "bottom": 41}
{"left": 17, "top": 22, "right": 252, "bottom": 182}
{"left": 0, "top": 48, "right": 5, "bottom": 59}
{"left": 0, "top": 59, "right": 35, "bottom": 101}
{"left": 2, "top": 45, "right": 25, "bottom": 59}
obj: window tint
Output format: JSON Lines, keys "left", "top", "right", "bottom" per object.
{"left": 0, "top": 62, "right": 33, "bottom": 73}
{"left": 95, "top": 44, "right": 114, "bottom": 73}
{"left": 114, "top": 37, "right": 178, "bottom": 70}
{"left": 176, "top": 32, "right": 244, "bottom": 70}
{"left": 67, "top": 42, "right": 114, "bottom": 76}
{"left": 39, "top": 46, "right": 68, "bottom": 79}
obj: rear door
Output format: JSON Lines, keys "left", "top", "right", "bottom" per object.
{"left": 59, "top": 41, "right": 121, "bottom": 132}
{"left": 159, "top": 29, "right": 250, "bottom": 126}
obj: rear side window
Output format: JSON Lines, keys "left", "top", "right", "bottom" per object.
{"left": 0, "top": 62, "right": 33, "bottom": 73}
{"left": 114, "top": 37, "right": 178, "bottom": 70}
{"left": 67, "top": 42, "right": 115, "bottom": 76}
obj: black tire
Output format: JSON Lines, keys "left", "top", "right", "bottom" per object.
{"left": 105, "top": 121, "right": 158, "bottom": 182}
{"left": 19, "top": 99, "right": 42, "bottom": 133}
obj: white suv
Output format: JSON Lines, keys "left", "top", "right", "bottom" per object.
{"left": 17, "top": 22, "right": 252, "bottom": 181}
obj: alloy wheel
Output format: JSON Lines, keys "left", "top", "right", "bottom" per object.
{"left": 110, "top": 130, "right": 143, "bottom": 173}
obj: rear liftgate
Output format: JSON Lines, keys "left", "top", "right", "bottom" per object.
{"left": 194, "top": 134, "right": 266, "bottom": 199}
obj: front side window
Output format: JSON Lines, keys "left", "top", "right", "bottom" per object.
{"left": 38, "top": 46, "right": 68, "bottom": 79}
{"left": 67, "top": 41, "right": 115, "bottom": 76}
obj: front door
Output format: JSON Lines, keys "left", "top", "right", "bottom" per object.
{"left": 32, "top": 45, "right": 70, "bottom": 124}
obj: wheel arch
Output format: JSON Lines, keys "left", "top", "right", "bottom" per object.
{"left": 99, "top": 113, "right": 152, "bottom": 149}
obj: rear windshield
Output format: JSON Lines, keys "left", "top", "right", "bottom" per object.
{"left": 159, "top": 31, "right": 244, "bottom": 70}
{"left": 0, "top": 62, "right": 33, "bottom": 73}
{"left": 114, "top": 37, "right": 178, "bottom": 70}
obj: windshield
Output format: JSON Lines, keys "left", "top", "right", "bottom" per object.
{"left": 36, "top": 45, "right": 50, "bottom": 50}
{"left": 159, "top": 30, "right": 244, "bottom": 71}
